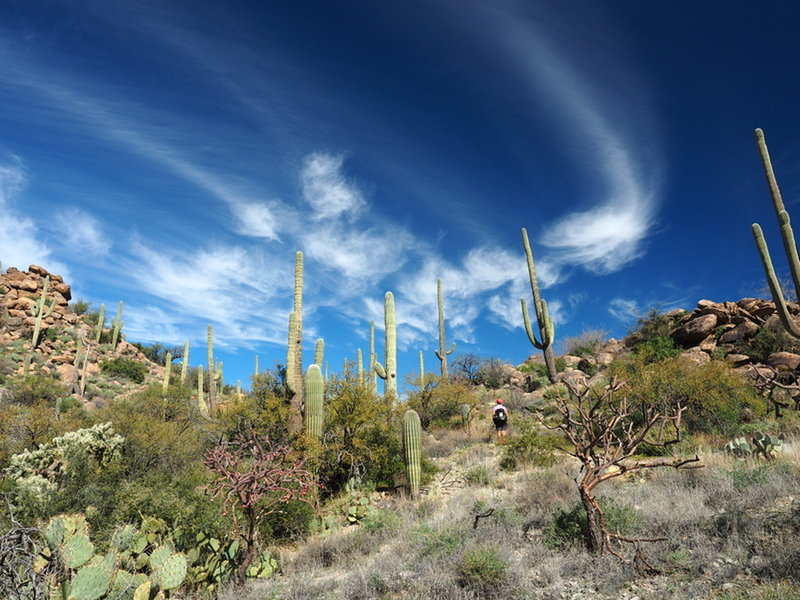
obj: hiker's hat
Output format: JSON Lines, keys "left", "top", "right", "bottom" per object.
{"left": 496, "top": 398, "right": 503, "bottom": 404}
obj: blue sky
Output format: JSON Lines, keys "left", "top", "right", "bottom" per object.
{"left": 2, "top": 0, "right": 800, "bottom": 392}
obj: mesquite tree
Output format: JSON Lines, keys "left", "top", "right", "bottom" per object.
{"left": 543, "top": 377, "right": 702, "bottom": 570}
{"left": 204, "top": 432, "right": 318, "bottom": 580}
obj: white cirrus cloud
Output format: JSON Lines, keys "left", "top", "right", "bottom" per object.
{"left": 301, "top": 153, "right": 367, "bottom": 221}
{"left": 231, "top": 200, "right": 282, "bottom": 240}
{"left": 0, "top": 160, "right": 68, "bottom": 275}
{"left": 608, "top": 298, "right": 641, "bottom": 322}
{"left": 55, "top": 207, "right": 111, "bottom": 254}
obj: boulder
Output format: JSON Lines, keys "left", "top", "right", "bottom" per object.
{"left": 767, "top": 352, "right": 800, "bottom": 371}
{"left": 725, "top": 354, "right": 751, "bottom": 367}
{"left": 681, "top": 347, "right": 710, "bottom": 364}
{"left": 671, "top": 314, "right": 718, "bottom": 347}
{"left": 718, "top": 320, "right": 758, "bottom": 344}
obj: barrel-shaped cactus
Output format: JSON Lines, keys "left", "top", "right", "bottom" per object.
{"left": 402, "top": 409, "right": 422, "bottom": 497}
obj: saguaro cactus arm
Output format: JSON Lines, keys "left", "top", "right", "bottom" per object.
{"left": 752, "top": 129, "right": 800, "bottom": 339}
{"left": 521, "top": 298, "right": 554, "bottom": 349}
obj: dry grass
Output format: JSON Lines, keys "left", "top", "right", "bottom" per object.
{"left": 221, "top": 436, "right": 800, "bottom": 600}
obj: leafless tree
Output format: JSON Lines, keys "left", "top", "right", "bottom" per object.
{"left": 204, "top": 432, "right": 318, "bottom": 581}
{"left": 0, "top": 494, "right": 49, "bottom": 599}
{"left": 543, "top": 377, "right": 702, "bottom": 571}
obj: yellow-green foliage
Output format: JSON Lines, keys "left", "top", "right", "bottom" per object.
{"left": 610, "top": 356, "right": 766, "bottom": 435}
{"left": 499, "top": 417, "right": 563, "bottom": 469}
{"left": 406, "top": 381, "right": 481, "bottom": 429}
{"left": 317, "top": 371, "right": 404, "bottom": 494}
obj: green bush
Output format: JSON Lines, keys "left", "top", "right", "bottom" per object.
{"left": 610, "top": 356, "right": 765, "bottom": 436}
{"left": 100, "top": 357, "right": 147, "bottom": 383}
{"left": 546, "top": 497, "right": 639, "bottom": 549}
{"left": 406, "top": 381, "right": 480, "bottom": 429}
{"left": 457, "top": 547, "right": 507, "bottom": 590}
{"left": 68, "top": 299, "right": 91, "bottom": 315}
{"left": 562, "top": 329, "right": 608, "bottom": 357}
{"left": 6, "top": 374, "right": 69, "bottom": 406}
{"left": 317, "top": 372, "right": 405, "bottom": 495}
{"left": 635, "top": 335, "right": 682, "bottom": 362}
{"left": 745, "top": 315, "right": 800, "bottom": 363}
{"left": 259, "top": 499, "right": 316, "bottom": 542}
{"left": 500, "top": 419, "right": 561, "bottom": 470}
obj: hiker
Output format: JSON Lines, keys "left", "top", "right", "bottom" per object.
{"left": 492, "top": 398, "right": 508, "bottom": 443}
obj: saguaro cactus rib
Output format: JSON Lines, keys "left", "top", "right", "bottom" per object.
{"left": 520, "top": 228, "right": 557, "bottom": 382}
{"left": 752, "top": 129, "right": 800, "bottom": 338}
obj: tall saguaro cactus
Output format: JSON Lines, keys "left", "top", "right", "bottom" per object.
{"left": 110, "top": 301, "right": 124, "bottom": 351}
{"left": 314, "top": 338, "right": 325, "bottom": 367}
{"left": 180, "top": 341, "right": 190, "bottom": 384}
{"left": 94, "top": 303, "right": 105, "bottom": 343}
{"left": 197, "top": 365, "right": 210, "bottom": 419}
{"left": 25, "top": 275, "right": 57, "bottom": 350}
{"left": 304, "top": 364, "right": 324, "bottom": 439}
{"left": 286, "top": 251, "right": 304, "bottom": 433}
{"left": 434, "top": 278, "right": 455, "bottom": 379}
{"left": 356, "top": 348, "right": 364, "bottom": 385}
{"left": 369, "top": 321, "right": 378, "bottom": 394}
{"left": 207, "top": 324, "right": 216, "bottom": 410}
{"left": 752, "top": 128, "right": 800, "bottom": 338}
{"left": 374, "top": 292, "right": 397, "bottom": 399}
{"left": 402, "top": 409, "right": 422, "bottom": 498}
{"left": 162, "top": 352, "right": 172, "bottom": 394}
{"left": 418, "top": 350, "right": 425, "bottom": 383}
{"left": 520, "top": 228, "right": 557, "bottom": 383}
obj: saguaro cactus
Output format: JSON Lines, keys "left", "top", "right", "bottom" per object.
{"left": 402, "top": 409, "right": 422, "bottom": 498}
{"left": 162, "top": 352, "right": 172, "bottom": 394}
{"left": 418, "top": 350, "right": 425, "bottom": 383}
{"left": 304, "top": 364, "right": 324, "bottom": 439}
{"left": 110, "top": 301, "right": 124, "bottom": 351}
{"left": 374, "top": 292, "right": 397, "bottom": 399}
{"left": 254, "top": 354, "right": 260, "bottom": 377}
{"left": 25, "top": 275, "right": 57, "bottom": 350}
{"left": 434, "top": 278, "right": 455, "bottom": 379}
{"left": 94, "top": 303, "right": 105, "bottom": 343}
{"left": 207, "top": 324, "right": 216, "bottom": 409}
{"left": 286, "top": 251, "right": 304, "bottom": 433}
{"left": 752, "top": 128, "right": 800, "bottom": 338}
{"left": 520, "top": 228, "right": 557, "bottom": 383}
{"left": 180, "top": 340, "right": 190, "bottom": 384}
{"left": 314, "top": 338, "right": 325, "bottom": 367}
{"left": 197, "top": 365, "right": 210, "bottom": 420}
{"left": 356, "top": 348, "right": 364, "bottom": 385}
{"left": 369, "top": 321, "right": 378, "bottom": 394}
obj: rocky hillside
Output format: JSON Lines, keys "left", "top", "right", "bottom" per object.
{"left": 0, "top": 265, "right": 163, "bottom": 406}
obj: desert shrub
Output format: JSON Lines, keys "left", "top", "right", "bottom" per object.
{"left": 611, "top": 356, "right": 765, "bottom": 436}
{"left": 635, "top": 335, "right": 682, "bottom": 362}
{"left": 710, "top": 582, "right": 800, "bottom": 600}
{"left": 519, "top": 357, "right": 568, "bottom": 378}
{"left": 317, "top": 372, "right": 404, "bottom": 494}
{"left": 546, "top": 497, "right": 640, "bottom": 549}
{"left": 475, "top": 358, "right": 506, "bottom": 389}
{"left": 5, "top": 374, "right": 69, "bottom": 406}
{"left": 359, "top": 508, "right": 402, "bottom": 534}
{"left": 414, "top": 523, "right": 466, "bottom": 558}
{"left": 745, "top": 315, "right": 800, "bottom": 363}
{"left": 130, "top": 342, "right": 183, "bottom": 366}
{"left": 68, "top": 298, "right": 90, "bottom": 315}
{"left": 457, "top": 546, "right": 507, "bottom": 591}
{"left": 464, "top": 465, "right": 493, "bottom": 486}
{"left": 259, "top": 498, "right": 316, "bottom": 542}
{"left": 100, "top": 357, "right": 147, "bottom": 383}
{"left": 563, "top": 329, "right": 608, "bottom": 357}
{"left": 406, "top": 380, "right": 480, "bottom": 429}
{"left": 499, "top": 419, "right": 561, "bottom": 469}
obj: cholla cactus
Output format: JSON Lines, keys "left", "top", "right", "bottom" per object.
{"left": 6, "top": 423, "right": 124, "bottom": 503}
